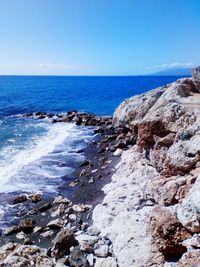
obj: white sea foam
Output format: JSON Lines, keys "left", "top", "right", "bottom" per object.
{"left": 0, "top": 122, "right": 93, "bottom": 193}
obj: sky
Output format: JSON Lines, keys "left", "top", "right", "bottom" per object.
{"left": 0, "top": 0, "right": 200, "bottom": 75}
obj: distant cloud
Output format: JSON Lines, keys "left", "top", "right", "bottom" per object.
{"left": 146, "top": 62, "right": 195, "bottom": 70}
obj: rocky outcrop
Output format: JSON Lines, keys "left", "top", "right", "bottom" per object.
{"left": 0, "top": 242, "right": 54, "bottom": 266}
{"left": 93, "top": 67, "right": 200, "bottom": 266}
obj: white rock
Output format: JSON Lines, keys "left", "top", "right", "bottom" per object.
{"left": 53, "top": 196, "right": 70, "bottom": 204}
{"left": 75, "top": 234, "right": 98, "bottom": 246}
{"left": 94, "top": 257, "right": 117, "bottom": 267}
{"left": 93, "top": 146, "right": 157, "bottom": 267}
{"left": 113, "top": 148, "right": 123, "bottom": 157}
{"left": 40, "top": 230, "right": 54, "bottom": 238}
{"left": 177, "top": 175, "right": 200, "bottom": 232}
{"left": 182, "top": 235, "right": 200, "bottom": 248}
{"left": 68, "top": 214, "right": 77, "bottom": 222}
{"left": 95, "top": 245, "right": 109, "bottom": 257}
{"left": 16, "top": 231, "right": 26, "bottom": 240}
{"left": 33, "top": 226, "right": 42, "bottom": 233}
{"left": 47, "top": 218, "right": 64, "bottom": 229}
{"left": 87, "top": 226, "right": 100, "bottom": 236}
{"left": 87, "top": 253, "right": 94, "bottom": 265}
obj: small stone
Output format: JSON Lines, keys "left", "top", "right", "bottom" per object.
{"left": 69, "top": 180, "right": 79, "bottom": 187}
{"left": 95, "top": 245, "right": 109, "bottom": 257}
{"left": 27, "top": 209, "right": 37, "bottom": 216}
{"left": 80, "top": 240, "right": 93, "bottom": 253}
{"left": 113, "top": 148, "right": 123, "bottom": 157}
{"left": 94, "top": 257, "right": 117, "bottom": 267}
{"left": 81, "top": 222, "right": 89, "bottom": 231}
{"left": 16, "top": 231, "right": 26, "bottom": 240}
{"left": 79, "top": 169, "right": 87, "bottom": 177}
{"left": 40, "top": 230, "right": 54, "bottom": 238}
{"left": 47, "top": 218, "right": 64, "bottom": 229}
{"left": 53, "top": 196, "right": 70, "bottom": 205}
{"left": 39, "top": 202, "right": 52, "bottom": 212}
{"left": 88, "top": 178, "right": 95, "bottom": 184}
{"left": 51, "top": 228, "right": 77, "bottom": 259}
{"left": 51, "top": 203, "right": 66, "bottom": 217}
{"left": 87, "top": 226, "right": 100, "bottom": 236}
{"left": 182, "top": 235, "right": 200, "bottom": 248}
{"left": 29, "top": 193, "right": 42, "bottom": 203}
{"left": 4, "top": 225, "right": 18, "bottom": 235}
{"left": 33, "top": 226, "right": 42, "bottom": 233}
{"left": 73, "top": 204, "right": 92, "bottom": 212}
{"left": 19, "top": 218, "right": 35, "bottom": 233}
{"left": 75, "top": 234, "right": 99, "bottom": 245}
{"left": 12, "top": 195, "right": 27, "bottom": 205}
{"left": 69, "top": 214, "right": 77, "bottom": 222}
{"left": 87, "top": 254, "right": 94, "bottom": 266}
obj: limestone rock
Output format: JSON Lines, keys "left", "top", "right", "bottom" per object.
{"left": 12, "top": 194, "right": 27, "bottom": 205}
{"left": 0, "top": 242, "right": 54, "bottom": 266}
{"left": 51, "top": 228, "right": 77, "bottom": 259}
{"left": 95, "top": 245, "right": 109, "bottom": 257}
{"left": 29, "top": 193, "right": 42, "bottom": 203}
{"left": 177, "top": 175, "right": 200, "bottom": 232}
{"left": 4, "top": 225, "right": 18, "bottom": 235}
{"left": 113, "top": 87, "right": 165, "bottom": 128}
{"left": 113, "top": 148, "right": 123, "bottom": 157}
{"left": 149, "top": 206, "right": 190, "bottom": 260}
{"left": 177, "top": 250, "right": 200, "bottom": 267}
{"left": 94, "top": 257, "right": 117, "bottom": 267}
{"left": 47, "top": 218, "right": 65, "bottom": 229}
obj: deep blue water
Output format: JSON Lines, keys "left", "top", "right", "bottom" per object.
{"left": 0, "top": 75, "right": 184, "bottom": 227}
{"left": 0, "top": 75, "right": 183, "bottom": 117}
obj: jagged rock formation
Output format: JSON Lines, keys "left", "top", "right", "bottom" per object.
{"left": 93, "top": 67, "right": 200, "bottom": 266}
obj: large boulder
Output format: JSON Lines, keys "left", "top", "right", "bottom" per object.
{"left": 51, "top": 228, "right": 77, "bottom": 259}
{"left": 177, "top": 175, "right": 200, "bottom": 233}
{"left": 113, "top": 87, "right": 165, "bottom": 128}
{"left": 0, "top": 242, "right": 54, "bottom": 266}
{"left": 149, "top": 206, "right": 190, "bottom": 261}
{"left": 192, "top": 66, "right": 200, "bottom": 89}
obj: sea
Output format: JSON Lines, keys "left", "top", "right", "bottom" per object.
{"left": 0, "top": 75, "right": 184, "bottom": 227}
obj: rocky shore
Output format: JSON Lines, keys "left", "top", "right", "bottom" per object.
{"left": 92, "top": 67, "right": 200, "bottom": 266}
{"left": 0, "top": 111, "right": 134, "bottom": 266}
{"left": 1, "top": 67, "right": 200, "bottom": 266}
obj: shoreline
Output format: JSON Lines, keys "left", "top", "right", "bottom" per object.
{"left": 0, "top": 111, "right": 132, "bottom": 266}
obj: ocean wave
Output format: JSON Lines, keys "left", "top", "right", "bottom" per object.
{"left": 0, "top": 121, "right": 94, "bottom": 193}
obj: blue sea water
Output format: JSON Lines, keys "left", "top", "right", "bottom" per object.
{"left": 0, "top": 75, "right": 184, "bottom": 226}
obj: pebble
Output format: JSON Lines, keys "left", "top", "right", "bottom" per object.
{"left": 113, "top": 148, "right": 123, "bottom": 157}
{"left": 88, "top": 178, "right": 95, "bottom": 184}
{"left": 4, "top": 225, "right": 18, "bottom": 235}
{"left": 40, "top": 230, "right": 54, "bottom": 238}
{"left": 53, "top": 196, "right": 70, "bottom": 205}
{"left": 69, "top": 214, "right": 77, "bottom": 222}
{"left": 16, "top": 231, "right": 26, "bottom": 240}
{"left": 95, "top": 245, "right": 109, "bottom": 257}
{"left": 87, "top": 254, "right": 94, "bottom": 265}
{"left": 87, "top": 226, "right": 100, "bottom": 236}
{"left": 47, "top": 218, "right": 65, "bottom": 229}
{"left": 33, "top": 226, "right": 42, "bottom": 233}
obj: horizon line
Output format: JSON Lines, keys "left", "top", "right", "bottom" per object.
{"left": 0, "top": 74, "right": 189, "bottom": 77}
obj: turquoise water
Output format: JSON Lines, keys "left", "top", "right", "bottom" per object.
{"left": 0, "top": 75, "right": 184, "bottom": 226}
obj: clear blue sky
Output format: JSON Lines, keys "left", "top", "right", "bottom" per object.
{"left": 0, "top": 0, "right": 200, "bottom": 75}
